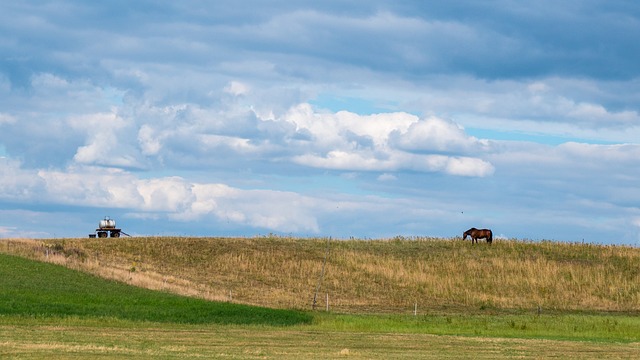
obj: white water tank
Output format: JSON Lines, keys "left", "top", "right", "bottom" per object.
{"left": 99, "top": 217, "right": 116, "bottom": 229}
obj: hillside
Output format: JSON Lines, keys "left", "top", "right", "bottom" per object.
{"left": 0, "top": 252, "right": 311, "bottom": 325}
{"left": 1, "top": 236, "right": 638, "bottom": 314}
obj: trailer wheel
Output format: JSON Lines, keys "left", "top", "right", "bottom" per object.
{"left": 97, "top": 231, "right": 108, "bottom": 238}
{"left": 110, "top": 231, "right": 120, "bottom": 238}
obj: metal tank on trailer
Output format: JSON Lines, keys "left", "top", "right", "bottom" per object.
{"left": 89, "top": 216, "right": 130, "bottom": 238}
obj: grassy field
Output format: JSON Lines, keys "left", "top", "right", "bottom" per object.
{"left": 0, "top": 253, "right": 310, "bottom": 325}
{"left": 2, "top": 236, "right": 638, "bottom": 313}
{"left": 1, "top": 236, "right": 639, "bottom": 358}
{"left": 2, "top": 317, "right": 639, "bottom": 359}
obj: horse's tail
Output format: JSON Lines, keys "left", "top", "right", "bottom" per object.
{"left": 488, "top": 230, "right": 493, "bottom": 244}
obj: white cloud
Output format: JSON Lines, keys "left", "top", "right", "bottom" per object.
{"left": 0, "top": 158, "right": 44, "bottom": 200}
{"left": 198, "top": 134, "right": 260, "bottom": 154}
{"left": 283, "top": 104, "right": 417, "bottom": 149}
{"left": 70, "top": 98, "right": 494, "bottom": 177}
{"left": 3, "top": 162, "right": 322, "bottom": 234}
{"left": 293, "top": 150, "right": 388, "bottom": 171}
{"left": 283, "top": 105, "right": 494, "bottom": 176}
{"left": 443, "top": 156, "right": 495, "bottom": 177}
{"left": 137, "top": 124, "right": 163, "bottom": 156}
{"left": 566, "top": 103, "right": 638, "bottom": 126}
{"left": 0, "top": 225, "right": 49, "bottom": 239}
{"left": 137, "top": 177, "right": 195, "bottom": 212}
{"left": 377, "top": 173, "right": 397, "bottom": 181}
{"left": 69, "top": 112, "right": 146, "bottom": 169}
{"left": 146, "top": 181, "right": 321, "bottom": 233}
{"left": 527, "top": 81, "right": 548, "bottom": 93}
{"left": 0, "top": 113, "right": 16, "bottom": 124}
{"left": 1, "top": 2, "right": 639, "bottom": 243}
{"left": 403, "top": 76, "right": 640, "bottom": 143}
{"left": 31, "top": 73, "right": 70, "bottom": 89}
{"left": 37, "top": 167, "right": 130, "bottom": 207}
{"left": 390, "top": 116, "right": 488, "bottom": 154}
{"left": 294, "top": 150, "right": 495, "bottom": 177}
{"left": 224, "top": 81, "right": 250, "bottom": 96}
{"left": 558, "top": 142, "right": 640, "bottom": 163}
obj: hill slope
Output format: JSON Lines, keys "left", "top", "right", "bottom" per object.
{"left": 2, "top": 237, "right": 639, "bottom": 314}
{"left": 0, "top": 252, "right": 311, "bottom": 325}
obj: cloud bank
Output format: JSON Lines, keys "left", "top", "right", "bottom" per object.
{"left": 0, "top": 1, "right": 639, "bottom": 244}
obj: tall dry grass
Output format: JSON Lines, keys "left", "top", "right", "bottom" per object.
{"left": 1, "top": 236, "right": 638, "bottom": 314}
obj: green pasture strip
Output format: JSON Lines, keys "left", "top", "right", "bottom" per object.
{"left": 312, "top": 313, "right": 640, "bottom": 343}
{"left": 2, "top": 311, "right": 639, "bottom": 344}
{"left": 0, "top": 319, "right": 638, "bottom": 360}
{"left": 0, "top": 253, "right": 311, "bottom": 326}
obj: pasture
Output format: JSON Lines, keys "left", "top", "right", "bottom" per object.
{"left": 2, "top": 317, "right": 639, "bottom": 359}
{"left": 1, "top": 236, "right": 639, "bottom": 358}
{"left": 3, "top": 236, "right": 638, "bottom": 313}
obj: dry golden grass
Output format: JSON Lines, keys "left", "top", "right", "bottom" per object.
{"left": 1, "top": 236, "right": 639, "bottom": 314}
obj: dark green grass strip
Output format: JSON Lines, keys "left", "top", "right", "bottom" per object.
{"left": 0, "top": 253, "right": 311, "bottom": 326}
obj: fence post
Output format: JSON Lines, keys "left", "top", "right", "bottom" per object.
{"left": 313, "top": 237, "right": 331, "bottom": 310}
{"left": 326, "top": 293, "right": 329, "bottom": 312}
{"left": 414, "top": 302, "right": 417, "bottom": 316}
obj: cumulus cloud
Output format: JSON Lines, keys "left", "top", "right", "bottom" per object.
{"left": 1, "top": 1, "right": 639, "bottom": 243}
{"left": 2, "top": 162, "right": 323, "bottom": 234}
{"left": 401, "top": 76, "right": 640, "bottom": 144}
{"left": 293, "top": 149, "right": 494, "bottom": 177}
{"left": 390, "top": 116, "right": 489, "bottom": 155}
{"left": 443, "top": 157, "right": 495, "bottom": 177}
{"left": 281, "top": 105, "right": 494, "bottom": 176}
{"left": 224, "top": 81, "right": 250, "bottom": 96}
{"left": 137, "top": 124, "right": 163, "bottom": 156}
{"left": 0, "top": 158, "right": 45, "bottom": 200}
{"left": 54, "top": 97, "right": 492, "bottom": 177}
{"left": 70, "top": 112, "right": 146, "bottom": 169}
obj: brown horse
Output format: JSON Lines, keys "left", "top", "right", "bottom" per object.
{"left": 463, "top": 228, "right": 493, "bottom": 244}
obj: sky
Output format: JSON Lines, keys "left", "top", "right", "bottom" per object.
{"left": 1, "top": 1, "right": 639, "bottom": 245}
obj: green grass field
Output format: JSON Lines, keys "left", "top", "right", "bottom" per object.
{"left": 0, "top": 250, "right": 639, "bottom": 359}
{"left": 2, "top": 318, "right": 638, "bottom": 359}
{"left": 0, "top": 253, "right": 310, "bottom": 326}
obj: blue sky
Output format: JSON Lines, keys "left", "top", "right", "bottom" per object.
{"left": 1, "top": 1, "right": 640, "bottom": 244}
